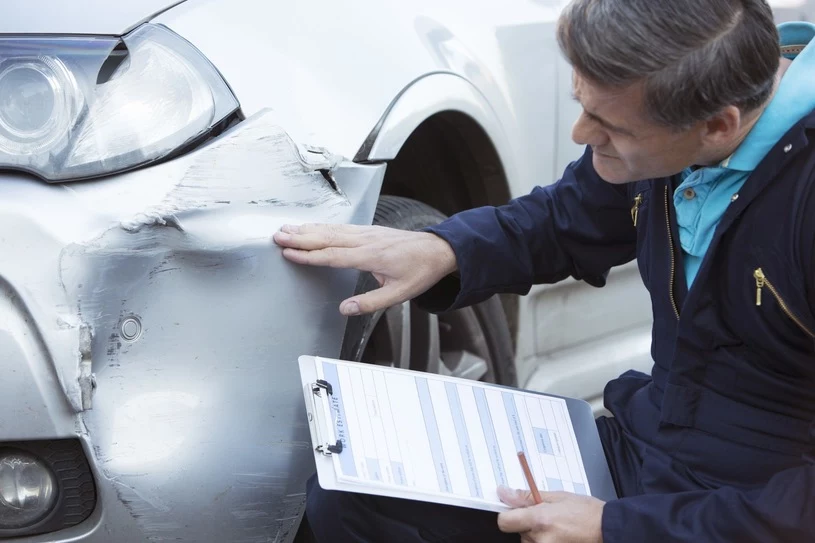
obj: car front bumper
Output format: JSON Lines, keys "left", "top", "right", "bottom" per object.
{"left": 0, "top": 111, "right": 384, "bottom": 542}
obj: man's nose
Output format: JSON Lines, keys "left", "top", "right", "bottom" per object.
{"left": 572, "top": 113, "right": 608, "bottom": 147}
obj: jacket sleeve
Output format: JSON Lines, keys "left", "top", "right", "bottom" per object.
{"left": 414, "top": 147, "right": 637, "bottom": 312}
{"left": 602, "top": 455, "right": 815, "bottom": 542}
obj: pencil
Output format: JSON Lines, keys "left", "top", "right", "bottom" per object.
{"left": 517, "top": 451, "right": 543, "bottom": 505}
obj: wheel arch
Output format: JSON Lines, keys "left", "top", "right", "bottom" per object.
{"left": 356, "top": 73, "right": 517, "bottom": 211}
{"left": 357, "top": 73, "right": 519, "bottom": 350}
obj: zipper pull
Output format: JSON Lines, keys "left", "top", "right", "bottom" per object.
{"left": 754, "top": 268, "right": 765, "bottom": 306}
{"left": 631, "top": 193, "right": 643, "bottom": 226}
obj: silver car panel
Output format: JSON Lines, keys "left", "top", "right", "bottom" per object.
{"left": 1, "top": 111, "right": 384, "bottom": 542}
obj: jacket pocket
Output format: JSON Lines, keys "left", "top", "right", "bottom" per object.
{"left": 753, "top": 267, "right": 815, "bottom": 339}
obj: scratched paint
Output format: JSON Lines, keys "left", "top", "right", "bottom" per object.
{"left": 120, "top": 119, "right": 349, "bottom": 234}
{"left": 0, "top": 110, "right": 384, "bottom": 541}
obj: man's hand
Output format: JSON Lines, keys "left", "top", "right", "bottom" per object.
{"left": 272, "top": 223, "right": 457, "bottom": 315}
{"left": 497, "top": 486, "right": 605, "bottom": 543}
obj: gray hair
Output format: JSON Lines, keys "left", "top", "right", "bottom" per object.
{"left": 557, "top": 0, "right": 780, "bottom": 129}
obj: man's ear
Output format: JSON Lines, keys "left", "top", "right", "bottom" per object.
{"left": 700, "top": 106, "right": 742, "bottom": 147}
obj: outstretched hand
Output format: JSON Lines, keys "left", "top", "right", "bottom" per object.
{"left": 497, "top": 486, "right": 605, "bottom": 543}
{"left": 273, "top": 223, "right": 457, "bottom": 315}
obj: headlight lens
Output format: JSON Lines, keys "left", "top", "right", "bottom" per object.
{"left": 0, "top": 58, "right": 79, "bottom": 153}
{"left": 0, "top": 24, "right": 239, "bottom": 181}
{"left": 0, "top": 450, "right": 57, "bottom": 528}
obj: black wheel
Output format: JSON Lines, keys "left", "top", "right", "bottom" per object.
{"left": 340, "top": 196, "right": 516, "bottom": 386}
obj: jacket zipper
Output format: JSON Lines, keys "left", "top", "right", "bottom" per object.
{"left": 753, "top": 268, "right": 815, "bottom": 338}
{"left": 664, "top": 186, "right": 680, "bottom": 319}
{"left": 631, "top": 193, "right": 643, "bottom": 226}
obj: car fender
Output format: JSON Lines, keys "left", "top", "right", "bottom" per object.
{"left": 354, "top": 71, "right": 521, "bottom": 195}
{"left": 154, "top": 0, "right": 558, "bottom": 199}
{"left": 0, "top": 111, "right": 386, "bottom": 541}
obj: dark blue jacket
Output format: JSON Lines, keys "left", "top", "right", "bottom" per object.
{"left": 420, "top": 114, "right": 815, "bottom": 541}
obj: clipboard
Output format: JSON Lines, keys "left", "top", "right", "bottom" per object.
{"left": 299, "top": 355, "right": 617, "bottom": 511}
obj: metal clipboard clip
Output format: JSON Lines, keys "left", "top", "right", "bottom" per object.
{"left": 309, "top": 379, "right": 344, "bottom": 456}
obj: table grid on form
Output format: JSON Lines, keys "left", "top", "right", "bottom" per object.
{"left": 317, "top": 358, "right": 590, "bottom": 502}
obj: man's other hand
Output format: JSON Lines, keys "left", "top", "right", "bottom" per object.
{"left": 497, "top": 486, "right": 605, "bottom": 543}
{"left": 273, "top": 223, "right": 457, "bottom": 316}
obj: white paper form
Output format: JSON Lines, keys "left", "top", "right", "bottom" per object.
{"left": 314, "top": 357, "right": 591, "bottom": 510}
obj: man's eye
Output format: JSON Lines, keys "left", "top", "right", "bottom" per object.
{"left": 585, "top": 113, "right": 605, "bottom": 128}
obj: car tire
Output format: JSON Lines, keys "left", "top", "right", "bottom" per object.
{"left": 340, "top": 196, "right": 516, "bottom": 386}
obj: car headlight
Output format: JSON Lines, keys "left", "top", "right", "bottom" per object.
{"left": 0, "top": 24, "right": 239, "bottom": 182}
{"left": 0, "top": 450, "right": 57, "bottom": 529}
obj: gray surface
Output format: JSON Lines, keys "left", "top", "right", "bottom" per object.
{"left": 0, "top": 112, "right": 385, "bottom": 542}
{"left": 562, "top": 397, "right": 618, "bottom": 502}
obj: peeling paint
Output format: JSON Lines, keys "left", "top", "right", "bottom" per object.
{"left": 78, "top": 323, "right": 95, "bottom": 409}
{"left": 229, "top": 483, "right": 307, "bottom": 543}
{"left": 0, "top": 108, "right": 385, "bottom": 541}
{"left": 109, "top": 478, "right": 172, "bottom": 514}
{"left": 119, "top": 118, "right": 350, "bottom": 234}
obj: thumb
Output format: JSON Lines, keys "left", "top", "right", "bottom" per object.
{"left": 340, "top": 284, "right": 407, "bottom": 316}
{"left": 497, "top": 485, "right": 536, "bottom": 508}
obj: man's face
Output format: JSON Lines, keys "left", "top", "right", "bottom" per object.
{"left": 571, "top": 73, "right": 705, "bottom": 183}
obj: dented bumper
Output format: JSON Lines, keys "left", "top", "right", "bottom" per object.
{"left": 0, "top": 111, "right": 384, "bottom": 541}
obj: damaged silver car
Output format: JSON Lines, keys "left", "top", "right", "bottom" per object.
{"left": 9, "top": 0, "right": 806, "bottom": 541}
{"left": 0, "top": 2, "right": 536, "bottom": 540}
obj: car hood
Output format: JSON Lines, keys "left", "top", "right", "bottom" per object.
{"left": 2, "top": 0, "right": 187, "bottom": 35}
